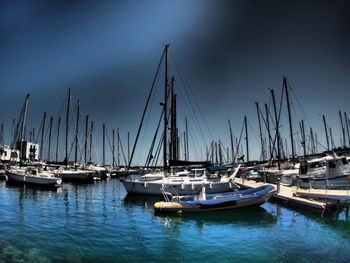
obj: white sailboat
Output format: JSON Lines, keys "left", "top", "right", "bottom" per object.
{"left": 6, "top": 166, "right": 62, "bottom": 186}
{"left": 122, "top": 45, "right": 240, "bottom": 195}
{"left": 122, "top": 166, "right": 240, "bottom": 195}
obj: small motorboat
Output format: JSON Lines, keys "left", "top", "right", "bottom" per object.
{"left": 154, "top": 185, "right": 276, "bottom": 213}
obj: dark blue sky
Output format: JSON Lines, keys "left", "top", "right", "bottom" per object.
{"left": 1, "top": 0, "right": 350, "bottom": 164}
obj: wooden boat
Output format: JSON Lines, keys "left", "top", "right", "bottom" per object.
{"left": 6, "top": 167, "right": 62, "bottom": 186}
{"left": 154, "top": 185, "right": 276, "bottom": 212}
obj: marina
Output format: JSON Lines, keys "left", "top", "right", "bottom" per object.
{"left": 1, "top": 1, "right": 350, "bottom": 262}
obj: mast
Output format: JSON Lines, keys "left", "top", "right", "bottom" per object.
{"left": 255, "top": 103, "right": 264, "bottom": 161}
{"left": 183, "top": 131, "right": 187, "bottom": 161}
{"left": 228, "top": 119, "right": 234, "bottom": 163}
{"left": 127, "top": 132, "right": 130, "bottom": 165}
{"left": 84, "top": 115, "right": 89, "bottom": 163}
{"left": 40, "top": 112, "right": 46, "bottom": 161}
{"left": 244, "top": 115, "right": 249, "bottom": 163}
{"left": 74, "top": 100, "right": 80, "bottom": 163}
{"left": 322, "top": 115, "right": 329, "bottom": 151}
{"left": 112, "top": 129, "right": 115, "bottom": 167}
{"left": 284, "top": 78, "right": 295, "bottom": 161}
{"left": 339, "top": 111, "right": 346, "bottom": 148}
{"left": 0, "top": 122, "right": 3, "bottom": 145}
{"left": 56, "top": 117, "right": 61, "bottom": 162}
{"left": 170, "top": 76, "right": 178, "bottom": 160}
{"left": 271, "top": 89, "right": 280, "bottom": 169}
{"left": 47, "top": 116, "right": 53, "bottom": 161}
{"left": 344, "top": 112, "right": 350, "bottom": 147}
{"left": 185, "top": 117, "right": 189, "bottom": 161}
{"left": 89, "top": 121, "right": 94, "bottom": 163}
{"left": 103, "top": 123, "right": 105, "bottom": 166}
{"left": 300, "top": 120, "right": 306, "bottom": 156}
{"left": 310, "top": 127, "right": 315, "bottom": 154}
{"left": 65, "top": 88, "right": 71, "bottom": 164}
{"left": 163, "top": 44, "right": 169, "bottom": 173}
{"left": 117, "top": 128, "right": 120, "bottom": 167}
{"left": 218, "top": 140, "right": 222, "bottom": 164}
{"left": 265, "top": 103, "right": 272, "bottom": 160}
{"left": 329, "top": 127, "right": 335, "bottom": 149}
{"left": 19, "top": 95, "right": 30, "bottom": 160}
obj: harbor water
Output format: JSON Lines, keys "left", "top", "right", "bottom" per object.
{"left": 1, "top": 178, "right": 350, "bottom": 263}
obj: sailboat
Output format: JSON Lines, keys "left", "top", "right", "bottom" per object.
{"left": 122, "top": 45, "right": 240, "bottom": 195}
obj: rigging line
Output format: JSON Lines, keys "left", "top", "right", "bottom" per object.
{"left": 127, "top": 48, "right": 165, "bottom": 170}
{"left": 137, "top": 71, "right": 162, "bottom": 163}
{"left": 174, "top": 81, "right": 207, "bottom": 147}
{"left": 170, "top": 51, "right": 213, "bottom": 141}
{"left": 118, "top": 133, "right": 128, "bottom": 166}
{"left": 289, "top": 86, "right": 312, "bottom": 127}
{"left": 151, "top": 129, "right": 164, "bottom": 167}
{"left": 233, "top": 120, "right": 245, "bottom": 164}
{"left": 105, "top": 127, "right": 116, "bottom": 165}
{"left": 180, "top": 89, "right": 206, "bottom": 151}
{"left": 145, "top": 108, "right": 164, "bottom": 167}
{"left": 277, "top": 83, "right": 285, "bottom": 126}
{"left": 56, "top": 91, "right": 68, "bottom": 120}
{"left": 218, "top": 140, "right": 229, "bottom": 163}
{"left": 188, "top": 132, "right": 200, "bottom": 160}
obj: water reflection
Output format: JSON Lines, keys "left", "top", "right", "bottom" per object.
{"left": 155, "top": 206, "right": 277, "bottom": 228}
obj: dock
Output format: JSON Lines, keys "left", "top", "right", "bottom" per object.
{"left": 234, "top": 178, "right": 345, "bottom": 215}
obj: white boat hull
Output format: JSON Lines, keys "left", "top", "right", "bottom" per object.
{"left": 6, "top": 170, "right": 62, "bottom": 186}
{"left": 297, "top": 174, "right": 350, "bottom": 189}
{"left": 122, "top": 179, "right": 237, "bottom": 195}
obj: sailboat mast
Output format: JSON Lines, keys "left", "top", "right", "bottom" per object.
{"left": 84, "top": 115, "right": 89, "bottom": 163}
{"left": 127, "top": 132, "right": 130, "bottom": 165}
{"left": 265, "top": 103, "right": 272, "bottom": 160}
{"left": 117, "top": 128, "right": 120, "bottom": 167}
{"left": 89, "top": 121, "right": 94, "bottom": 163}
{"left": 48, "top": 116, "right": 53, "bottom": 161}
{"left": 0, "top": 122, "right": 3, "bottom": 145}
{"left": 244, "top": 115, "right": 249, "bottom": 163}
{"left": 322, "top": 115, "right": 329, "bottom": 151}
{"left": 271, "top": 89, "right": 280, "bottom": 169}
{"left": 19, "top": 95, "right": 30, "bottom": 160}
{"left": 112, "top": 129, "right": 115, "bottom": 168}
{"left": 344, "top": 112, "right": 350, "bottom": 147}
{"left": 103, "top": 123, "right": 105, "bottom": 166}
{"left": 300, "top": 120, "right": 306, "bottom": 156}
{"left": 40, "top": 112, "right": 46, "bottom": 161}
{"left": 339, "top": 111, "right": 346, "bottom": 148}
{"left": 255, "top": 103, "right": 264, "bottom": 161}
{"left": 163, "top": 44, "right": 169, "bottom": 173}
{"left": 56, "top": 117, "right": 61, "bottom": 162}
{"left": 75, "top": 100, "right": 80, "bottom": 163}
{"left": 228, "top": 119, "right": 234, "bottom": 163}
{"left": 185, "top": 117, "right": 189, "bottom": 161}
{"left": 65, "top": 88, "right": 71, "bottom": 164}
{"left": 284, "top": 78, "right": 295, "bottom": 161}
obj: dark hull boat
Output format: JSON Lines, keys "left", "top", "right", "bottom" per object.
{"left": 154, "top": 185, "right": 276, "bottom": 213}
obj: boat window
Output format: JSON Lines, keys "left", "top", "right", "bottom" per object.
{"left": 300, "top": 164, "right": 308, "bottom": 174}
{"left": 342, "top": 158, "right": 348, "bottom": 165}
{"left": 310, "top": 162, "right": 319, "bottom": 168}
{"left": 328, "top": 161, "right": 336, "bottom": 168}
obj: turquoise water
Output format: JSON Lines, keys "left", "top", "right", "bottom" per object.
{"left": 1, "top": 178, "right": 350, "bottom": 263}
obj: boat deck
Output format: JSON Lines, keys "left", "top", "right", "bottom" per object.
{"left": 233, "top": 178, "right": 344, "bottom": 214}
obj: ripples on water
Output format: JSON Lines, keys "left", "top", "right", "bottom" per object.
{"left": 1, "top": 178, "right": 350, "bottom": 263}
